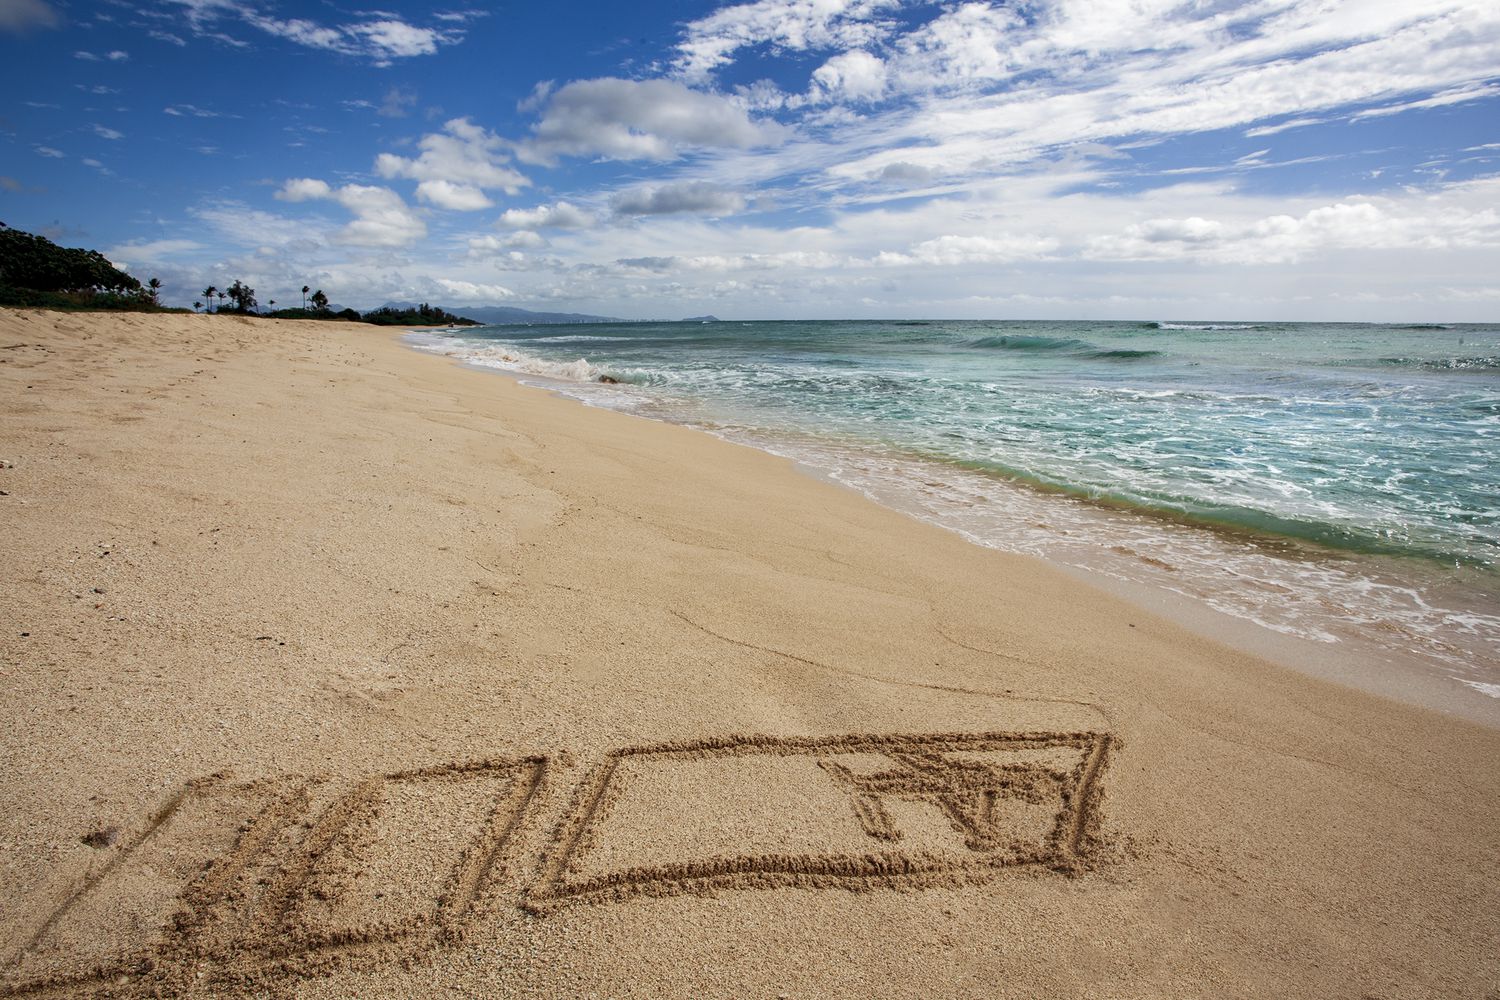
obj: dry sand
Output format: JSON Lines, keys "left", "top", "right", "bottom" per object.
{"left": 1, "top": 308, "right": 1497, "bottom": 999}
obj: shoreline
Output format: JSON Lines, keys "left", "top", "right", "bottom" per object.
{"left": 3, "top": 309, "right": 1498, "bottom": 998}
{"left": 418, "top": 333, "right": 1500, "bottom": 730}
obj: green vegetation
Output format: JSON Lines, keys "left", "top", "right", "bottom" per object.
{"left": 0, "top": 223, "right": 478, "bottom": 328}
{"left": 360, "top": 303, "right": 478, "bottom": 327}
{"left": 0, "top": 222, "right": 181, "bottom": 312}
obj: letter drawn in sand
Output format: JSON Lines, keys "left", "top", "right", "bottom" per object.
{"left": 527, "top": 731, "right": 1113, "bottom": 912}
{"left": 2, "top": 758, "right": 546, "bottom": 999}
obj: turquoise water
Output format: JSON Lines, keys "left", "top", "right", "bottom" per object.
{"left": 409, "top": 319, "right": 1500, "bottom": 691}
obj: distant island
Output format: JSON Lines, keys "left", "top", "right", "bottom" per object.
{"left": 378, "top": 303, "right": 723, "bottom": 325}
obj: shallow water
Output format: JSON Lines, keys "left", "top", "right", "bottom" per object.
{"left": 408, "top": 319, "right": 1500, "bottom": 698}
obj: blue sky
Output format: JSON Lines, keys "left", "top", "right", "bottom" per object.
{"left": 2, "top": 0, "right": 1498, "bottom": 320}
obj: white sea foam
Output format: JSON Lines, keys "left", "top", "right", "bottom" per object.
{"left": 1155, "top": 322, "right": 1263, "bottom": 331}
{"left": 412, "top": 336, "right": 607, "bottom": 383}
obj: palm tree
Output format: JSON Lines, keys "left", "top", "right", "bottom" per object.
{"left": 309, "top": 289, "right": 328, "bottom": 313}
{"left": 217, "top": 291, "right": 226, "bottom": 311}
{"left": 147, "top": 277, "right": 162, "bottom": 305}
{"left": 202, "top": 285, "right": 217, "bottom": 313}
{"left": 301, "top": 284, "right": 310, "bottom": 310}
{"left": 268, "top": 299, "right": 275, "bottom": 314}
{"left": 193, "top": 300, "right": 202, "bottom": 313}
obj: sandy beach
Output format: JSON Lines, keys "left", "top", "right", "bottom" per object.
{"left": 2, "top": 308, "right": 1498, "bottom": 999}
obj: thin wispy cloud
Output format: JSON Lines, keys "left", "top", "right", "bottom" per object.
{"left": 163, "top": 0, "right": 469, "bottom": 63}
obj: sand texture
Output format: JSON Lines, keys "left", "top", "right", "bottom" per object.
{"left": 2, "top": 309, "right": 1498, "bottom": 999}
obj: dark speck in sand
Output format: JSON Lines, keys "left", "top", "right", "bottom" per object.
{"left": 82, "top": 827, "right": 120, "bottom": 849}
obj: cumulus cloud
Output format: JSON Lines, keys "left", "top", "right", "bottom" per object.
{"left": 495, "top": 201, "right": 595, "bottom": 230}
{"left": 523, "top": 78, "right": 784, "bottom": 163}
{"left": 375, "top": 118, "right": 527, "bottom": 204}
{"left": 810, "top": 50, "right": 887, "bottom": 103}
{"left": 0, "top": 0, "right": 59, "bottom": 33}
{"left": 276, "top": 178, "right": 426, "bottom": 247}
{"left": 414, "top": 180, "right": 492, "bottom": 211}
{"left": 91, "top": 124, "right": 124, "bottom": 140}
{"left": 612, "top": 181, "right": 746, "bottom": 217}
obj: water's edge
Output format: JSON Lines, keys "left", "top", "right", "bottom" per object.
{"left": 402, "top": 331, "right": 1500, "bottom": 729}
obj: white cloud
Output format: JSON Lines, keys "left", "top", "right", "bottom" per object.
{"left": 433, "top": 278, "right": 515, "bottom": 301}
{"left": 469, "top": 232, "right": 547, "bottom": 254}
{"left": 1, "top": 0, "right": 59, "bottom": 33}
{"left": 414, "top": 179, "right": 492, "bottom": 211}
{"left": 105, "top": 238, "right": 205, "bottom": 265}
{"left": 277, "top": 177, "right": 331, "bottom": 201}
{"left": 191, "top": 200, "right": 317, "bottom": 249}
{"left": 165, "top": 2, "right": 465, "bottom": 63}
{"left": 35, "top": 146, "right": 63, "bottom": 157}
{"left": 876, "top": 233, "right": 1059, "bottom": 266}
{"left": 523, "top": 78, "right": 784, "bottom": 163}
{"left": 276, "top": 178, "right": 426, "bottom": 247}
{"left": 375, "top": 117, "right": 527, "bottom": 198}
{"left": 674, "top": 0, "right": 900, "bottom": 83}
{"left": 810, "top": 49, "right": 887, "bottom": 103}
{"left": 349, "top": 20, "right": 442, "bottom": 58}
{"left": 496, "top": 201, "right": 595, "bottom": 230}
{"left": 164, "top": 104, "right": 231, "bottom": 119}
{"left": 91, "top": 124, "right": 124, "bottom": 140}
{"left": 612, "top": 181, "right": 745, "bottom": 217}
{"left": 1082, "top": 182, "right": 1500, "bottom": 265}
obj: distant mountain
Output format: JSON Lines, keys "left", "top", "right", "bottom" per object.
{"left": 681, "top": 315, "right": 721, "bottom": 323}
{"left": 378, "top": 302, "right": 621, "bottom": 325}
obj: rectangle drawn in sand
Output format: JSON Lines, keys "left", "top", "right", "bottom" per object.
{"left": 527, "top": 731, "right": 1112, "bottom": 911}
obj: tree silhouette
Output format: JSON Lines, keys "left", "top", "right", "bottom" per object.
{"left": 301, "top": 284, "right": 310, "bottom": 310}
{"left": 310, "top": 289, "right": 329, "bottom": 313}
{"left": 146, "top": 277, "right": 162, "bottom": 305}
{"left": 202, "top": 285, "right": 217, "bottom": 313}
{"left": 193, "top": 301, "right": 202, "bottom": 312}
{"left": 225, "top": 279, "right": 256, "bottom": 313}
{"left": 268, "top": 299, "right": 275, "bottom": 312}
{"left": 217, "top": 291, "right": 225, "bottom": 311}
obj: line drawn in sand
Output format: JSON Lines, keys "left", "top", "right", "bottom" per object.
{"left": 2, "top": 758, "right": 547, "bottom": 999}
{"left": 527, "top": 730, "right": 1113, "bottom": 912}
{"left": 3, "top": 730, "right": 1115, "bottom": 995}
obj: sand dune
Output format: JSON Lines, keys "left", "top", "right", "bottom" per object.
{"left": 1, "top": 309, "right": 1497, "bottom": 998}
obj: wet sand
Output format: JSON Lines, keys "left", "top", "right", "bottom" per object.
{"left": 1, "top": 308, "right": 1497, "bottom": 999}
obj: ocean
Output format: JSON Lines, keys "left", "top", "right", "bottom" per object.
{"left": 407, "top": 319, "right": 1500, "bottom": 701}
